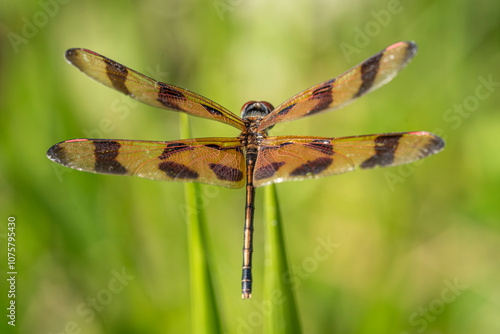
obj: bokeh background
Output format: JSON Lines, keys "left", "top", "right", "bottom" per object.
{"left": 1, "top": 0, "right": 499, "bottom": 333}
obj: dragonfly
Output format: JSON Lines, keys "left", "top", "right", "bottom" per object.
{"left": 47, "top": 41, "right": 444, "bottom": 299}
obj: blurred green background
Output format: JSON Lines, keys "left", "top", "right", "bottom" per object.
{"left": 1, "top": 0, "right": 499, "bottom": 333}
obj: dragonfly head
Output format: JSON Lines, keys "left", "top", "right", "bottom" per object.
{"left": 240, "top": 101, "right": 274, "bottom": 119}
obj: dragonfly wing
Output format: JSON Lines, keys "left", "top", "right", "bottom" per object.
{"left": 48, "top": 138, "right": 246, "bottom": 188}
{"left": 65, "top": 48, "right": 246, "bottom": 130}
{"left": 258, "top": 41, "right": 417, "bottom": 131}
{"left": 253, "top": 132, "right": 444, "bottom": 187}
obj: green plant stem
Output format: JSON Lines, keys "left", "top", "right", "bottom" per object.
{"left": 181, "top": 113, "right": 222, "bottom": 334}
{"left": 263, "top": 184, "right": 302, "bottom": 334}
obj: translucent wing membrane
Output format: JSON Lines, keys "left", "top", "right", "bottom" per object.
{"left": 258, "top": 41, "right": 418, "bottom": 131}
{"left": 47, "top": 138, "right": 246, "bottom": 188}
{"left": 253, "top": 132, "right": 444, "bottom": 187}
{"left": 65, "top": 48, "right": 246, "bottom": 130}
{"left": 49, "top": 42, "right": 446, "bottom": 301}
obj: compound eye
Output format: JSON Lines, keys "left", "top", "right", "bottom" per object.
{"left": 240, "top": 101, "right": 275, "bottom": 119}
{"left": 240, "top": 101, "right": 257, "bottom": 116}
{"left": 260, "top": 102, "right": 274, "bottom": 113}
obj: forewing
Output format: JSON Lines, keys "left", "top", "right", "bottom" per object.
{"left": 65, "top": 48, "right": 246, "bottom": 130}
{"left": 253, "top": 132, "right": 444, "bottom": 187}
{"left": 258, "top": 41, "right": 417, "bottom": 131}
{"left": 47, "top": 138, "right": 246, "bottom": 188}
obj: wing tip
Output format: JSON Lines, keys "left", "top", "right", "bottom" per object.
{"left": 425, "top": 133, "right": 445, "bottom": 155}
{"left": 409, "top": 131, "right": 445, "bottom": 157}
{"left": 403, "top": 40, "right": 418, "bottom": 51}
{"left": 64, "top": 48, "right": 80, "bottom": 65}
{"left": 385, "top": 41, "right": 418, "bottom": 69}
{"left": 404, "top": 40, "right": 418, "bottom": 61}
{"left": 388, "top": 40, "right": 418, "bottom": 53}
{"left": 47, "top": 143, "right": 68, "bottom": 166}
{"left": 65, "top": 48, "right": 98, "bottom": 68}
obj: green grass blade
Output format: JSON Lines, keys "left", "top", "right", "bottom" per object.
{"left": 181, "top": 113, "right": 222, "bottom": 334}
{"left": 263, "top": 184, "right": 302, "bottom": 334}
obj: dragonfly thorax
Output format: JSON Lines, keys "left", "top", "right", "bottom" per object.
{"left": 240, "top": 101, "right": 274, "bottom": 119}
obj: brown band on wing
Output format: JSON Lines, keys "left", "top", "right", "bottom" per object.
{"left": 307, "top": 79, "right": 335, "bottom": 115}
{"left": 209, "top": 163, "right": 244, "bottom": 182}
{"left": 259, "top": 142, "right": 293, "bottom": 155}
{"left": 305, "top": 140, "right": 334, "bottom": 155}
{"left": 204, "top": 144, "right": 220, "bottom": 150}
{"left": 158, "top": 161, "right": 199, "bottom": 179}
{"left": 354, "top": 53, "right": 383, "bottom": 98}
{"left": 157, "top": 83, "right": 185, "bottom": 110}
{"left": 204, "top": 144, "right": 244, "bottom": 157}
{"left": 290, "top": 157, "right": 333, "bottom": 176}
{"left": 311, "top": 78, "right": 335, "bottom": 96}
{"left": 201, "top": 104, "right": 224, "bottom": 117}
{"left": 104, "top": 58, "right": 130, "bottom": 96}
{"left": 254, "top": 161, "right": 286, "bottom": 181}
{"left": 360, "top": 134, "right": 402, "bottom": 168}
{"left": 93, "top": 140, "right": 127, "bottom": 174}
{"left": 276, "top": 104, "right": 295, "bottom": 117}
{"left": 159, "top": 142, "right": 195, "bottom": 160}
